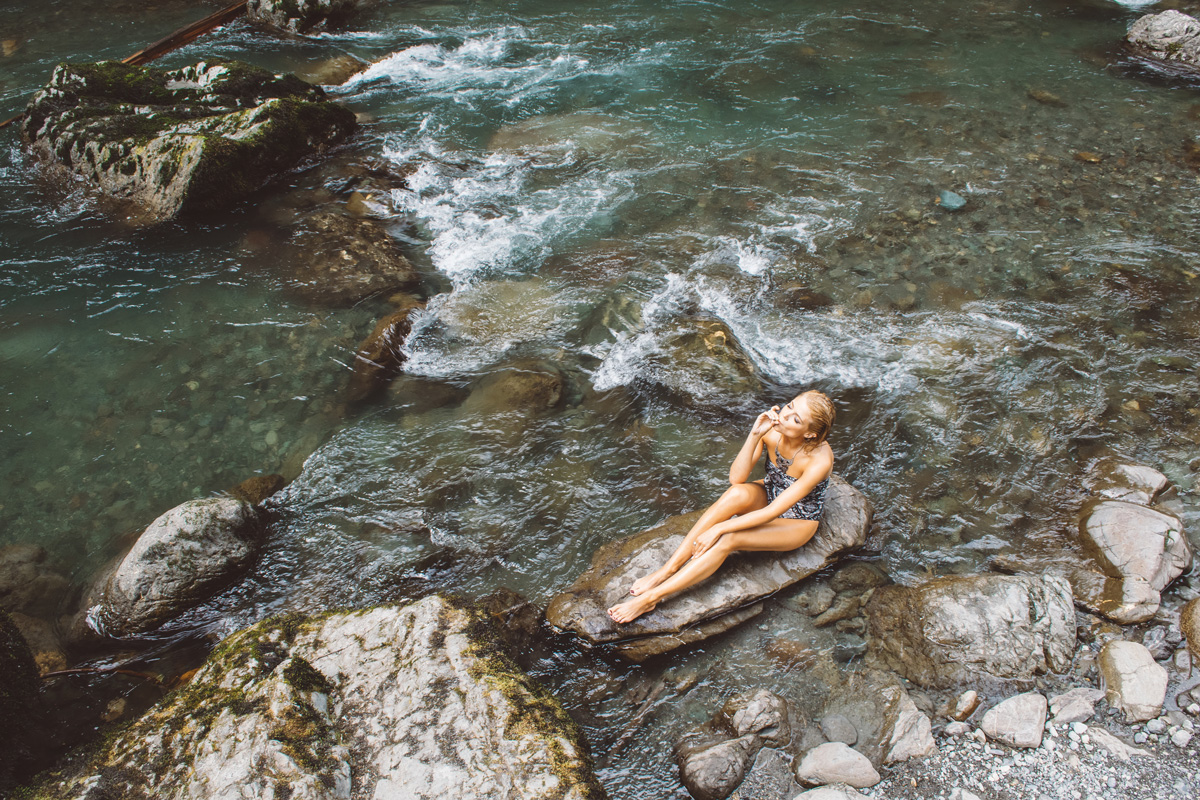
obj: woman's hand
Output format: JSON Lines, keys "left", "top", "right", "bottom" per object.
{"left": 750, "top": 407, "right": 778, "bottom": 438}
{"left": 692, "top": 525, "right": 726, "bottom": 559}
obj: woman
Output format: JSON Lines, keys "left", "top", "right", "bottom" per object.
{"left": 607, "top": 390, "right": 835, "bottom": 624}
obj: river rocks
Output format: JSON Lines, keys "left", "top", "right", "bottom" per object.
{"left": 634, "top": 318, "right": 761, "bottom": 409}
{"left": 795, "top": 742, "right": 880, "bottom": 789}
{"left": 0, "top": 544, "right": 71, "bottom": 618}
{"left": 80, "top": 496, "right": 266, "bottom": 639}
{"left": 1125, "top": 11, "right": 1200, "bottom": 72}
{"left": 463, "top": 360, "right": 567, "bottom": 416}
{"left": 677, "top": 730, "right": 761, "bottom": 800}
{"left": 1084, "top": 459, "right": 1171, "bottom": 505}
{"left": 865, "top": 573, "right": 1075, "bottom": 689}
{"left": 345, "top": 299, "right": 423, "bottom": 405}
{"left": 546, "top": 475, "right": 871, "bottom": 659}
{"left": 227, "top": 473, "right": 287, "bottom": 505}
{"left": 282, "top": 212, "right": 421, "bottom": 305}
{"left": 794, "top": 787, "right": 872, "bottom": 800}
{"left": 945, "top": 690, "right": 980, "bottom": 722}
{"left": 980, "top": 692, "right": 1047, "bottom": 748}
{"left": 820, "top": 669, "right": 935, "bottom": 767}
{"left": 1099, "top": 640, "right": 1168, "bottom": 723}
{"left": 1072, "top": 497, "right": 1191, "bottom": 624}
{"left": 40, "top": 596, "right": 603, "bottom": 800}
{"left": 1049, "top": 687, "right": 1105, "bottom": 726}
{"left": 22, "top": 60, "right": 357, "bottom": 222}
{"left": 248, "top": 0, "right": 361, "bottom": 34}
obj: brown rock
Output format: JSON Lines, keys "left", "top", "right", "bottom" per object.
{"left": 227, "top": 474, "right": 287, "bottom": 505}
{"left": 0, "top": 544, "right": 72, "bottom": 618}
{"left": 282, "top": 213, "right": 421, "bottom": 306}
{"left": 462, "top": 361, "right": 567, "bottom": 415}
{"left": 346, "top": 300, "right": 424, "bottom": 405}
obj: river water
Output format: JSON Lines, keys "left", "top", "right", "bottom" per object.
{"left": 3, "top": 0, "right": 1200, "bottom": 795}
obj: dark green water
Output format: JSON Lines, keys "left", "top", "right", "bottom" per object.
{"left": 3, "top": 0, "right": 1200, "bottom": 795}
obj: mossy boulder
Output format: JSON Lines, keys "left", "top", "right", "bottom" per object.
{"left": 35, "top": 597, "right": 605, "bottom": 800}
{"left": 248, "top": 0, "right": 362, "bottom": 34}
{"left": 22, "top": 59, "right": 357, "bottom": 222}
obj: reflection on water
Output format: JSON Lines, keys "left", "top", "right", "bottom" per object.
{"left": 3, "top": 0, "right": 1200, "bottom": 796}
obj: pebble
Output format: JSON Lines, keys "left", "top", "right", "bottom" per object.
{"left": 1146, "top": 718, "right": 1167, "bottom": 734}
{"left": 938, "top": 189, "right": 967, "bottom": 211}
{"left": 1171, "top": 730, "right": 1192, "bottom": 747}
{"left": 1134, "top": 732, "right": 1148, "bottom": 744}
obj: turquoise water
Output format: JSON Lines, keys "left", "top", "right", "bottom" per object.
{"left": 4, "top": 0, "right": 1200, "bottom": 795}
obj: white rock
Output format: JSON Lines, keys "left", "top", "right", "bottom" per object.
{"left": 1087, "top": 727, "right": 1151, "bottom": 762}
{"left": 793, "top": 785, "right": 873, "bottom": 800}
{"left": 1146, "top": 717, "right": 1167, "bottom": 734}
{"left": 981, "top": 692, "right": 1048, "bottom": 748}
{"left": 1050, "top": 687, "right": 1105, "bottom": 725}
{"left": 883, "top": 685, "right": 936, "bottom": 763}
{"left": 944, "top": 721, "right": 971, "bottom": 737}
{"left": 1099, "top": 641, "right": 1169, "bottom": 723}
{"left": 950, "top": 788, "right": 983, "bottom": 800}
{"left": 795, "top": 743, "right": 881, "bottom": 789}
{"left": 1171, "top": 730, "right": 1193, "bottom": 747}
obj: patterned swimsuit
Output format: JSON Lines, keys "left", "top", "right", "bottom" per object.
{"left": 763, "top": 445, "right": 829, "bottom": 521}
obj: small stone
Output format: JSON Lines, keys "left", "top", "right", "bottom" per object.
{"left": 1133, "top": 732, "right": 1148, "bottom": 744}
{"left": 1146, "top": 718, "right": 1167, "bottom": 734}
{"left": 1171, "top": 729, "right": 1192, "bottom": 747}
{"left": 981, "top": 692, "right": 1047, "bottom": 748}
{"left": 1027, "top": 88, "right": 1067, "bottom": 107}
{"left": 1188, "top": 703, "right": 1200, "bottom": 716}
{"left": 265, "top": 430, "right": 279, "bottom": 447}
{"left": 938, "top": 190, "right": 967, "bottom": 211}
{"left": 944, "top": 721, "right": 970, "bottom": 737}
{"left": 1073, "top": 151, "right": 1103, "bottom": 164}
{"left": 948, "top": 690, "right": 980, "bottom": 721}
{"left": 1070, "top": 721, "right": 1087, "bottom": 735}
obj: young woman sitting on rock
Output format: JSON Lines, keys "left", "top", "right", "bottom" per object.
{"left": 607, "top": 390, "right": 836, "bottom": 624}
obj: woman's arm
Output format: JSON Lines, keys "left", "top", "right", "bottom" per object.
{"left": 721, "top": 448, "right": 834, "bottom": 533}
{"left": 728, "top": 411, "right": 773, "bottom": 485}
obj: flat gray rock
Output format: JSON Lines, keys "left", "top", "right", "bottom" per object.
{"left": 546, "top": 475, "right": 871, "bottom": 658}
{"left": 795, "top": 742, "right": 880, "bottom": 789}
{"left": 980, "top": 692, "right": 1047, "bottom": 749}
{"left": 1099, "top": 640, "right": 1169, "bottom": 723}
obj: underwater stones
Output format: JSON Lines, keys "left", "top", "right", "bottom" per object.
{"left": 545, "top": 476, "right": 871, "bottom": 659}
{"left": 487, "top": 111, "right": 649, "bottom": 161}
{"left": 79, "top": 496, "right": 266, "bottom": 639}
{"left": 295, "top": 54, "right": 370, "bottom": 86}
{"left": 1084, "top": 458, "right": 1171, "bottom": 505}
{"left": 677, "top": 690, "right": 792, "bottom": 800}
{"left": 22, "top": 60, "right": 357, "bottom": 222}
{"left": 463, "top": 360, "right": 567, "bottom": 415}
{"left": 937, "top": 190, "right": 967, "bottom": 211}
{"left": 40, "top": 597, "right": 604, "bottom": 800}
{"left": 0, "top": 544, "right": 71, "bottom": 618}
{"left": 1072, "top": 497, "right": 1191, "bottom": 624}
{"left": 282, "top": 212, "right": 421, "bottom": 306}
{"left": 1125, "top": 11, "right": 1200, "bottom": 72}
{"left": 248, "top": 0, "right": 361, "bottom": 34}
{"left": 637, "top": 318, "right": 761, "bottom": 409}
{"left": 345, "top": 299, "right": 423, "bottom": 405}
{"left": 227, "top": 473, "right": 287, "bottom": 504}
{"left": 864, "top": 573, "right": 1075, "bottom": 689}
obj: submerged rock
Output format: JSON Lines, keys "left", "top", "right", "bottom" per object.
{"left": 1083, "top": 458, "right": 1171, "bottom": 505}
{"left": 462, "top": 360, "right": 568, "bottom": 415}
{"left": 1125, "top": 10, "right": 1200, "bottom": 72}
{"left": 248, "top": 0, "right": 362, "bottom": 34}
{"left": 545, "top": 476, "right": 872, "bottom": 660}
{"left": 40, "top": 596, "right": 604, "bottom": 800}
{"left": 677, "top": 730, "right": 761, "bottom": 800}
{"left": 864, "top": 573, "right": 1075, "bottom": 689}
{"left": 0, "top": 544, "right": 71, "bottom": 618}
{"left": 345, "top": 299, "right": 423, "bottom": 405}
{"left": 635, "top": 318, "right": 762, "bottom": 410}
{"left": 79, "top": 496, "right": 266, "bottom": 639}
{"left": 22, "top": 60, "right": 356, "bottom": 222}
{"left": 282, "top": 212, "right": 421, "bottom": 306}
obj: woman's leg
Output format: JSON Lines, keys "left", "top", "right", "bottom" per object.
{"left": 609, "top": 518, "right": 819, "bottom": 623}
{"left": 629, "top": 482, "right": 768, "bottom": 596}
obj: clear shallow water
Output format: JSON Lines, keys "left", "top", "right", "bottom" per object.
{"left": 4, "top": 0, "right": 1200, "bottom": 795}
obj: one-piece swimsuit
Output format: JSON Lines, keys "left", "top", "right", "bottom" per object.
{"left": 763, "top": 445, "right": 829, "bottom": 521}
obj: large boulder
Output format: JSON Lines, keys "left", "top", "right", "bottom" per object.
{"left": 864, "top": 573, "right": 1075, "bottom": 689}
{"left": 1070, "top": 497, "right": 1191, "bottom": 624}
{"left": 248, "top": 0, "right": 362, "bottom": 35}
{"left": 79, "top": 496, "right": 266, "bottom": 639}
{"left": 38, "top": 596, "right": 605, "bottom": 800}
{"left": 546, "top": 475, "right": 872, "bottom": 660}
{"left": 22, "top": 60, "right": 356, "bottom": 222}
{"left": 1098, "top": 640, "right": 1168, "bottom": 723}
{"left": 1125, "top": 11, "right": 1200, "bottom": 72}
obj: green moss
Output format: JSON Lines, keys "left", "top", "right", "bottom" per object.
{"left": 282, "top": 657, "right": 333, "bottom": 695}
{"left": 456, "top": 600, "right": 606, "bottom": 800}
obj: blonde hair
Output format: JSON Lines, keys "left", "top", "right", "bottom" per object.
{"left": 796, "top": 390, "right": 835, "bottom": 447}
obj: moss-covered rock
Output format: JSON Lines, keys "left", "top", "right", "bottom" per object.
{"left": 21, "top": 59, "right": 357, "bottom": 222}
{"left": 248, "top": 0, "right": 362, "bottom": 35}
{"left": 31, "top": 597, "right": 605, "bottom": 800}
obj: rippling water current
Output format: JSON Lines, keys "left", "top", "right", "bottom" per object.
{"left": 3, "top": 0, "right": 1200, "bottom": 795}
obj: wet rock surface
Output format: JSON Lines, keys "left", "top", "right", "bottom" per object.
{"left": 546, "top": 475, "right": 871, "bottom": 658}
{"left": 280, "top": 212, "right": 422, "bottom": 306}
{"left": 462, "top": 360, "right": 568, "bottom": 415}
{"left": 248, "top": 0, "right": 362, "bottom": 35}
{"left": 21, "top": 60, "right": 356, "bottom": 222}
{"left": 78, "top": 496, "right": 266, "bottom": 639}
{"left": 865, "top": 573, "right": 1075, "bottom": 689}
{"left": 40, "top": 596, "right": 604, "bottom": 800}
{"left": 1125, "top": 10, "right": 1200, "bottom": 73}
{"left": 0, "top": 544, "right": 71, "bottom": 619}
{"left": 345, "top": 299, "right": 423, "bottom": 405}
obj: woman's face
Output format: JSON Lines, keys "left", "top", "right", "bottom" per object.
{"left": 774, "top": 396, "right": 814, "bottom": 440}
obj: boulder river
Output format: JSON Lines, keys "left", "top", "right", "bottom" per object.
{"left": 2, "top": 0, "right": 1200, "bottom": 796}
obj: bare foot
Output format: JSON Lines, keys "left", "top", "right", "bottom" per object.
{"left": 608, "top": 595, "right": 658, "bottom": 624}
{"left": 630, "top": 569, "right": 669, "bottom": 596}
